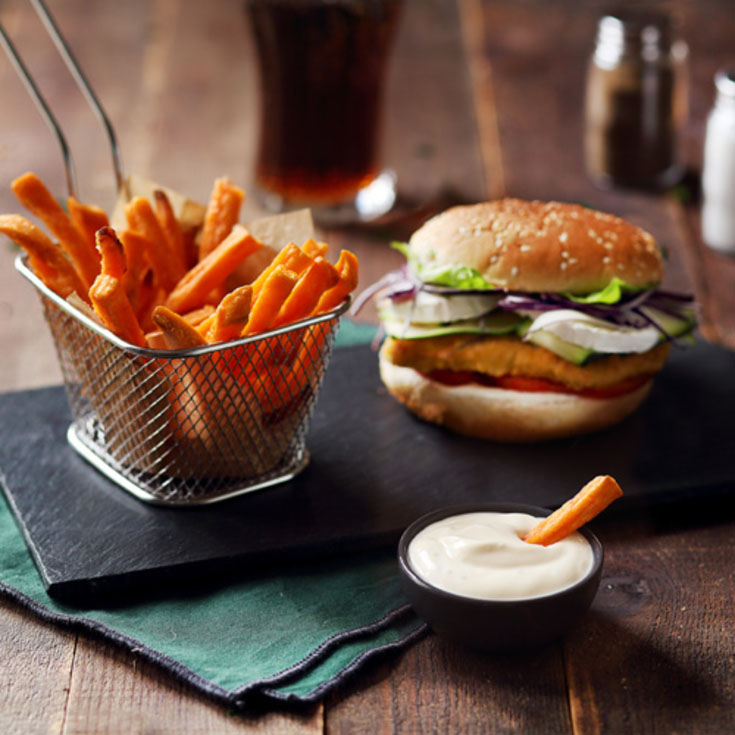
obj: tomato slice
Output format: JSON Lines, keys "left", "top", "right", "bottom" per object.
{"left": 575, "top": 375, "right": 651, "bottom": 399}
{"left": 425, "top": 369, "right": 496, "bottom": 387}
{"left": 424, "top": 369, "right": 651, "bottom": 399}
{"left": 494, "top": 376, "right": 563, "bottom": 393}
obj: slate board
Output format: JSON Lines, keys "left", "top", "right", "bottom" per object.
{"left": 1, "top": 341, "right": 734, "bottom": 602}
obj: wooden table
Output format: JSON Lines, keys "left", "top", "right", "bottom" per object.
{"left": 1, "top": 0, "right": 734, "bottom": 732}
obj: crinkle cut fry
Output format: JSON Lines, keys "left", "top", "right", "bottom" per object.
{"left": 0, "top": 214, "right": 88, "bottom": 300}
{"left": 11, "top": 172, "right": 100, "bottom": 288}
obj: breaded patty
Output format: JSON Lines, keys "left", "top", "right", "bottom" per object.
{"left": 382, "top": 335, "right": 670, "bottom": 390}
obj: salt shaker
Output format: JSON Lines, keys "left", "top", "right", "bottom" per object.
{"left": 585, "top": 11, "right": 689, "bottom": 189}
{"left": 701, "top": 70, "right": 735, "bottom": 254}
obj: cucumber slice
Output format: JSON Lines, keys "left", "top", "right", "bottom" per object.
{"left": 380, "top": 307, "right": 526, "bottom": 340}
{"left": 525, "top": 330, "right": 594, "bottom": 365}
{"left": 639, "top": 306, "right": 696, "bottom": 339}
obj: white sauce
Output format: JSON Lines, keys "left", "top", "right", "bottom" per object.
{"left": 382, "top": 291, "right": 500, "bottom": 325}
{"left": 525, "top": 309, "right": 660, "bottom": 353}
{"left": 408, "top": 512, "right": 594, "bottom": 601}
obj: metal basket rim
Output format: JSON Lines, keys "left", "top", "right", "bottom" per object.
{"left": 16, "top": 253, "right": 351, "bottom": 358}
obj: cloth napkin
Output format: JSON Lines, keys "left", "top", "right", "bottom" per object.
{"left": 0, "top": 321, "right": 427, "bottom": 709}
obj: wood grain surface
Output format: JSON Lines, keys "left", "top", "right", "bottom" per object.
{"left": 1, "top": 0, "right": 734, "bottom": 732}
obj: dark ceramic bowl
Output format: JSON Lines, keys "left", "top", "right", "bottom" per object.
{"left": 398, "top": 502, "right": 603, "bottom": 652}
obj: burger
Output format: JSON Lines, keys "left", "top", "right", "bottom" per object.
{"left": 361, "top": 199, "right": 695, "bottom": 441}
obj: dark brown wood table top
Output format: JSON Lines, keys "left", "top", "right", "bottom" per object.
{"left": 1, "top": 0, "right": 733, "bottom": 732}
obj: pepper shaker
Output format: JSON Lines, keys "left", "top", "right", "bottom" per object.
{"left": 584, "top": 11, "right": 688, "bottom": 189}
{"left": 701, "top": 70, "right": 735, "bottom": 254}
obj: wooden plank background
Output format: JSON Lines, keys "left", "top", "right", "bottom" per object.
{"left": 1, "top": 0, "right": 734, "bottom": 733}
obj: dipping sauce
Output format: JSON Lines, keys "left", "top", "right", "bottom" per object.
{"left": 408, "top": 512, "right": 594, "bottom": 601}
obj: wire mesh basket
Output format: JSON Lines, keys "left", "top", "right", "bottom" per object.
{"left": 17, "top": 254, "right": 348, "bottom": 505}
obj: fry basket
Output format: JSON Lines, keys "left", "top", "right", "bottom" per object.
{"left": 16, "top": 254, "right": 349, "bottom": 505}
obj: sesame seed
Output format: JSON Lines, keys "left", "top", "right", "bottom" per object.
{"left": 559, "top": 232, "right": 568, "bottom": 243}
{"left": 511, "top": 266, "right": 519, "bottom": 277}
{"left": 568, "top": 257, "right": 578, "bottom": 264}
{"left": 604, "top": 242, "right": 613, "bottom": 250}
{"left": 490, "top": 255, "right": 498, "bottom": 263}
{"left": 520, "top": 244, "right": 532, "bottom": 252}
{"left": 561, "top": 250, "right": 569, "bottom": 258}
{"left": 603, "top": 256, "right": 611, "bottom": 264}
{"left": 587, "top": 229, "right": 596, "bottom": 238}
{"left": 560, "top": 262, "right": 568, "bottom": 270}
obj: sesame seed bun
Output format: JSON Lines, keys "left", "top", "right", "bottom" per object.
{"left": 409, "top": 199, "right": 663, "bottom": 294}
{"left": 379, "top": 349, "right": 652, "bottom": 442}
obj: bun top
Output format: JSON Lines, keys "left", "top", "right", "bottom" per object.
{"left": 409, "top": 199, "right": 663, "bottom": 294}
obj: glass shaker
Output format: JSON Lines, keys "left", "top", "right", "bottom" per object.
{"left": 701, "top": 71, "right": 735, "bottom": 254}
{"left": 584, "top": 11, "right": 689, "bottom": 189}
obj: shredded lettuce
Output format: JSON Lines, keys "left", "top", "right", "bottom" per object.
{"left": 390, "top": 241, "right": 495, "bottom": 290}
{"left": 391, "top": 243, "right": 655, "bottom": 304}
{"left": 563, "top": 277, "right": 648, "bottom": 305}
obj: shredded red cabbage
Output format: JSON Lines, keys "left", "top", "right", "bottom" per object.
{"left": 352, "top": 266, "right": 695, "bottom": 342}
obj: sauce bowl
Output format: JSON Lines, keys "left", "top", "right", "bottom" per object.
{"left": 397, "top": 502, "right": 603, "bottom": 652}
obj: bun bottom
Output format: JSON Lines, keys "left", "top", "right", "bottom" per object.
{"left": 379, "top": 351, "right": 652, "bottom": 442}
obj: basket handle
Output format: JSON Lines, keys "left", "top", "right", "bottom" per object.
{"left": 0, "top": 0, "right": 127, "bottom": 198}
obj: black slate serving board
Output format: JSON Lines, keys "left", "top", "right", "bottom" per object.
{"left": 1, "top": 341, "right": 734, "bottom": 602}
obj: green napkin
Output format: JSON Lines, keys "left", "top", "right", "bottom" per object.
{"left": 0, "top": 320, "right": 427, "bottom": 708}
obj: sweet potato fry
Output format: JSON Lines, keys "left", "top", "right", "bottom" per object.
{"left": 273, "top": 258, "right": 339, "bottom": 328}
{"left": 67, "top": 197, "right": 109, "bottom": 251}
{"left": 165, "top": 225, "right": 262, "bottom": 314}
{"left": 119, "top": 230, "right": 151, "bottom": 314}
{"left": 181, "top": 304, "right": 215, "bottom": 326}
{"left": 154, "top": 189, "right": 190, "bottom": 272}
{"left": 136, "top": 277, "right": 168, "bottom": 333}
{"left": 207, "top": 285, "right": 253, "bottom": 343}
{"left": 199, "top": 177, "right": 245, "bottom": 260}
{"left": 66, "top": 292, "right": 102, "bottom": 323}
{"left": 144, "top": 330, "right": 168, "bottom": 349}
{"left": 250, "top": 242, "right": 313, "bottom": 300}
{"left": 312, "top": 249, "right": 359, "bottom": 314}
{"left": 11, "top": 172, "right": 100, "bottom": 287}
{"left": 95, "top": 227, "right": 126, "bottom": 279}
{"left": 0, "top": 214, "right": 87, "bottom": 299}
{"left": 89, "top": 273, "right": 146, "bottom": 347}
{"left": 523, "top": 475, "right": 623, "bottom": 546}
{"left": 241, "top": 266, "right": 298, "bottom": 336}
{"left": 125, "top": 196, "right": 184, "bottom": 289}
{"left": 152, "top": 305, "right": 207, "bottom": 349}
{"left": 302, "top": 239, "right": 328, "bottom": 259}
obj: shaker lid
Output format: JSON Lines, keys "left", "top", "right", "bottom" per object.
{"left": 714, "top": 70, "right": 735, "bottom": 99}
{"left": 594, "top": 9, "right": 674, "bottom": 66}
